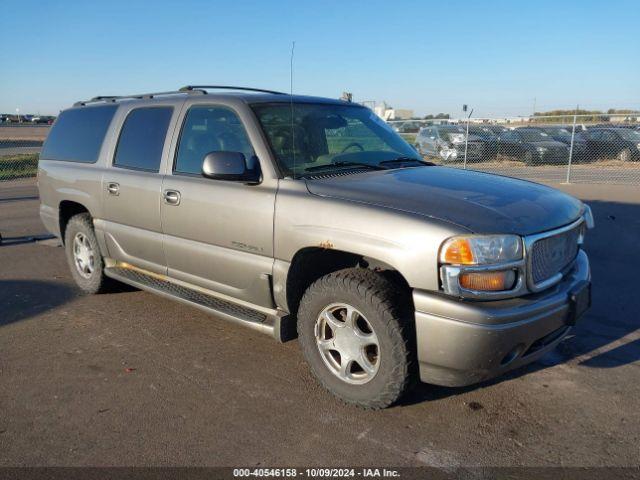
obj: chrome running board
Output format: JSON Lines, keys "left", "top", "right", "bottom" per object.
{"left": 104, "top": 262, "right": 291, "bottom": 342}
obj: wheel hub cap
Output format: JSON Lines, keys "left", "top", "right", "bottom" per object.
{"left": 73, "top": 232, "right": 95, "bottom": 279}
{"left": 315, "top": 303, "right": 380, "bottom": 385}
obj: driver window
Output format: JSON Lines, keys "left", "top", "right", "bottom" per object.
{"left": 174, "top": 106, "right": 254, "bottom": 175}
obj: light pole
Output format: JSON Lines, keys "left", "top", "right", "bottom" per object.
{"left": 16, "top": 108, "right": 20, "bottom": 123}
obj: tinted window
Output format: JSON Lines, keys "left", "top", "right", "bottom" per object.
{"left": 174, "top": 106, "right": 254, "bottom": 175}
{"left": 617, "top": 129, "right": 640, "bottom": 141}
{"left": 41, "top": 105, "right": 117, "bottom": 163}
{"left": 114, "top": 107, "right": 173, "bottom": 171}
{"left": 588, "top": 130, "right": 601, "bottom": 140}
{"left": 501, "top": 130, "right": 518, "bottom": 140}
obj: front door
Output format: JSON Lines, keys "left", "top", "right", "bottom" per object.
{"left": 102, "top": 105, "right": 175, "bottom": 274}
{"left": 160, "top": 104, "right": 276, "bottom": 307}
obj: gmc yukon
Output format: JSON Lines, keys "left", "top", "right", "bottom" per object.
{"left": 37, "top": 86, "right": 593, "bottom": 408}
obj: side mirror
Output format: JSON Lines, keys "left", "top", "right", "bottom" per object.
{"left": 201, "top": 151, "right": 261, "bottom": 184}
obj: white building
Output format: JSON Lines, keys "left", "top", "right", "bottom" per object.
{"left": 373, "top": 101, "right": 414, "bottom": 121}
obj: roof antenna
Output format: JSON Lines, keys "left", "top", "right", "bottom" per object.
{"left": 290, "top": 41, "right": 296, "bottom": 178}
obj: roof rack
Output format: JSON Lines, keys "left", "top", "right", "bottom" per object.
{"left": 74, "top": 89, "right": 206, "bottom": 107}
{"left": 74, "top": 85, "right": 286, "bottom": 107}
{"left": 179, "top": 85, "right": 287, "bottom": 95}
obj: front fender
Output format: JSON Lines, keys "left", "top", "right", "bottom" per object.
{"left": 274, "top": 180, "right": 465, "bottom": 292}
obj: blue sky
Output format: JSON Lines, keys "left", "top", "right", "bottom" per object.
{"left": 1, "top": 0, "right": 638, "bottom": 117}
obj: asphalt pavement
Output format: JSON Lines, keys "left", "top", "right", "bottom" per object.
{"left": 0, "top": 179, "right": 639, "bottom": 468}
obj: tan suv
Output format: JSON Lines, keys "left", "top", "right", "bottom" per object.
{"left": 38, "top": 86, "right": 593, "bottom": 408}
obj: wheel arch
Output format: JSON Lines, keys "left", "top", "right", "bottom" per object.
{"left": 59, "top": 200, "right": 91, "bottom": 244}
{"left": 279, "top": 246, "right": 411, "bottom": 315}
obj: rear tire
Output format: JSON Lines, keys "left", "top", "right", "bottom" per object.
{"left": 64, "top": 213, "right": 114, "bottom": 294}
{"left": 297, "top": 268, "right": 415, "bottom": 409}
{"left": 523, "top": 151, "right": 534, "bottom": 166}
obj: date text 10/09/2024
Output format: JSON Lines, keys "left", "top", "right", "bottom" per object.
{"left": 232, "top": 468, "right": 401, "bottom": 478}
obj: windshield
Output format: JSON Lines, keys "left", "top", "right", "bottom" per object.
{"left": 616, "top": 128, "right": 640, "bottom": 141}
{"left": 544, "top": 127, "right": 571, "bottom": 136}
{"left": 468, "top": 126, "right": 497, "bottom": 139}
{"left": 252, "top": 103, "right": 421, "bottom": 177}
{"left": 518, "top": 129, "right": 554, "bottom": 142}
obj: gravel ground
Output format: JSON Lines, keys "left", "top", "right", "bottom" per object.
{"left": 0, "top": 180, "right": 639, "bottom": 469}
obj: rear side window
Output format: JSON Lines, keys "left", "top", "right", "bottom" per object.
{"left": 41, "top": 105, "right": 117, "bottom": 163}
{"left": 114, "top": 107, "right": 173, "bottom": 172}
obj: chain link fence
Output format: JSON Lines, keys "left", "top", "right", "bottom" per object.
{"left": 392, "top": 113, "right": 640, "bottom": 185}
{"left": 0, "top": 125, "right": 46, "bottom": 182}
{"left": 2, "top": 114, "right": 640, "bottom": 186}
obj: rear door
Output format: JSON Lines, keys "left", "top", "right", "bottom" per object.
{"left": 101, "top": 104, "right": 179, "bottom": 274}
{"left": 498, "top": 129, "right": 521, "bottom": 158}
{"left": 160, "top": 102, "right": 277, "bottom": 307}
{"left": 601, "top": 130, "right": 623, "bottom": 158}
{"left": 585, "top": 130, "right": 605, "bottom": 159}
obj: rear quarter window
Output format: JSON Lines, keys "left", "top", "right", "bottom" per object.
{"left": 40, "top": 105, "right": 118, "bottom": 163}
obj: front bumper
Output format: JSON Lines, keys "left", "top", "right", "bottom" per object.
{"left": 413, "top": 250, "right": 590, "bottom": 387}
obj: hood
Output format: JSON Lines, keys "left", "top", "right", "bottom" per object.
{"left": 305, "top": 167, "right": 583, "bottom": 235}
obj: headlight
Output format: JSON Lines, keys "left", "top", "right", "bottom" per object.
{"left": 536, "top": 146, "right": 548, "bottom": 153}
{"left": 440, "top": 235, "right": 524, "bottom": 296}
{"left": 449, "top": 133, "right": 465, "bottom": 144}
{"left": 440, "top": 235, "right": 523, "bottom": 265}
{"left": 636, "top": 143, "right": 640, "bottom": 150}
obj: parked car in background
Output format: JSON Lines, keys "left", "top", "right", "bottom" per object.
{"left": 582, "top": 127, "right": 640, "bottom": 161}
{"left": 397, "top": 121, "right": 422, "bottom": 133}
{"left": 484, "top": 125, "right": 509, "bottom": 135}
{"left": 415, "top": 125, "right": 487, "bottom": 162}
{"left": 498, "top": 128, "right": 570, "bottom": 164}
{"left": 526, "top": 126, "right": 588, "bottom": 161}
{"left": 467, "top": 125, "right": 499, "bottom": 160}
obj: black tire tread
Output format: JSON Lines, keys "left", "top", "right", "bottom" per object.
{"left": 64, "top": 213, "right": 114, "bottom": 294}
{"left": 297, "top": 268, "right": 415, "bottom": 409}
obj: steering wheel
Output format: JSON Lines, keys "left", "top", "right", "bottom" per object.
{"left": 340, "top": 142, "right": 365, "bottom": 153}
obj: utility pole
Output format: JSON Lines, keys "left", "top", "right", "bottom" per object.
{"left": 533, "top": 97, "right": 537, "bottom": 116}
{"left": 463, "top": 108, "right": 473, "bottom": 170}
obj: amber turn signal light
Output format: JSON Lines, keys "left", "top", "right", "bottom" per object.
{"left": 459, "top": 270, "right": 516, "bottom": 292}
{"left": 442, "top": 238, "right": 475, "bottom": 264}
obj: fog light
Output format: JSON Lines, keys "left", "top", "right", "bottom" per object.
{"left": 459, "top": 270, "right": 516, "bottom": 291}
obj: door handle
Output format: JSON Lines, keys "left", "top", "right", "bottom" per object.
{"left": 163, "top": 189, "right": 181, "bottom": 206}
{"left": 107, "top": 182, "right": 120, "bottom": 195}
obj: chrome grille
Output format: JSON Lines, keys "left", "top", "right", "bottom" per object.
{"left": 530, "top": 223, "right": 581, "bottom": 285}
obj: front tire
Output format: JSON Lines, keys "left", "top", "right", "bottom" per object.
{"left": 297, "top": 268, "right": 415, "bottom": 409}
{"left": 64, "top": 213, "right": 113, "bottom": 294}
{"left": 617, "top": 148, "right": 632, "bottom": 162}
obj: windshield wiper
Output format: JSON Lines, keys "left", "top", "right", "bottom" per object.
{"left": 304, "top": 161, "right": 386, "bottom": 173}
{"left": 378, "top": 157, "right": 436, "bottom": 168}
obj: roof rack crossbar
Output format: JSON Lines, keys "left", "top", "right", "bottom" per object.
{"left": 74, "top": 89, "right": 206, "bottom": 107}
{"left": 179, "top": 85, "right": 286, "bottom": 95}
